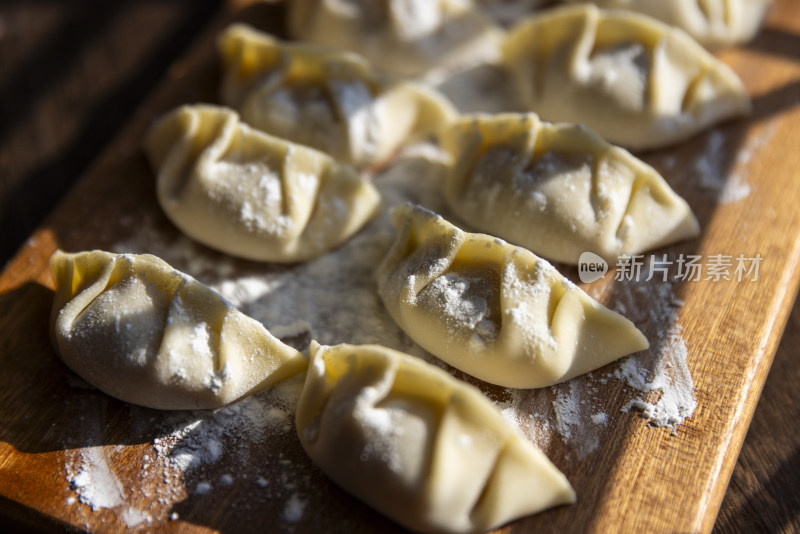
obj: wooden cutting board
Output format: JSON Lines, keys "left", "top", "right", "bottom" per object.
{"left": 2, "top": 1, "right": 800, "bottom": 532}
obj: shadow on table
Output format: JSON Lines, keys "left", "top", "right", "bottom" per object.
{"left": 0, "top": 0, "right": 223, "bottom": 267}
{"left": 0, "top": 494, "right": 81, "bottom": 534}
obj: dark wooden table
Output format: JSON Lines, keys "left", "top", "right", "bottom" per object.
{"left": 0, "top": 1, "right": 797, "bottom": 532}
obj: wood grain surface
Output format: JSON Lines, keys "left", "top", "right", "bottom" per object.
{"left": 1, "top": 1, "right": 799, "bottom": 532}
{"left": 714, "top": 301, "right": 800, "bottom": 533}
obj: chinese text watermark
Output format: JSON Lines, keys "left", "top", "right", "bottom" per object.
{"left": 578, "top": 252, "right": 762, "bottom": 284}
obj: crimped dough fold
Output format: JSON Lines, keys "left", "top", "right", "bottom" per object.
{"left": 218, "top": 24, "right": 458, "bottom": 166}
{"left": 144, "top": 104, "right": 380, "bottom": 263}
{"left": 296, "top": 341, "right": 576, "bottom": 533}
{"left": 377, "top": 204, "right": 650, "bottom": 388}
{"left": 560, "top": 0, "right": 773, "bottom": 48}
{"left": 441, "top": 113, "right": 700, "bottom": 264}
{"left": 50, "top": 250, "right": 307, "bottom": 409}
{"left": 502, "top": 4, "right": 751, "bottom": 150}
{"left": 286, "top": 0, "right": 505, "bottom": 79}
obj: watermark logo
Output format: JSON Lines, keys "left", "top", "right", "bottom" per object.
{"left": 577, "top": 252, "right": 763, "bottom": 283}
{"left": 578, "top": 251, "right": 608, "bottom": 283}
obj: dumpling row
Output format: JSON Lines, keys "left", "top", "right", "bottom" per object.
{"left": 50, "top": 208, "right": 651, "bottom": 400}
{"left": 49, "top": 249, "right": 578, "bottom": 532}
{"left": 286, "top": 2, "right": 753, "bottom": 151}
{"left": 285, "top": 0, "right": 772, "bottom": 77}
{"left": 142, "top": 103, "right": 700, "bottom": 267}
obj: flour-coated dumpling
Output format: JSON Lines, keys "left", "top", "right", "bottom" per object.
{"left": 501, "top": 4, "right": 751, "bottom": 150}
{"left": 561, "top": 0, "right": 773, "bottom": 48}
{"left": 49, "top": 250, "right": 307, "bottom": 410}
{"left": 377, "top": 204, "right": 649, "bottom": 389}
{"left": 143, "top": 104, "right": 380, "bottom": 263}
{"left": 296, "top": 341, "right": 576, "bottom": 533}
{"left": 441, "top": 113, "right": 700, "bottom": 264}
{"left": 286, "top": 0, "right": 505, "bottom": 79}
{"left": 218, "top": 24, "right": 458, "bottom": 167}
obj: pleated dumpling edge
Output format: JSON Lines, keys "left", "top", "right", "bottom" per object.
{"left": 501, "top": 4, "right": 751, "bottom": 150}
{"left": 559, "top": 0, "right": 774, "bottom": 49}
{"left": 217, "top": 23, "right": 459, "bottom": 168}
{"left": 440, "top": 112, "right": 700, "bottom": 265}
{"left": 143, "top": 104, "right": 381, "bottom": 263}
{"left": 296, "top": 341, "right": 577, "bottom": 534}
{"left": 49, "top": 249, "right": 308, "bottom": 410}
{"left": 377, "top": 204, "right": 650, "bottom": 389}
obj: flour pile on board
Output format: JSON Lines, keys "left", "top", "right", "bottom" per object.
{"left": 619, "top": 325, "right": 696, "bottom": 429}
{"left": 694, "top": 123, "right": 777, "bottom": 204}
{"left": 150, "top": 375, "right": 305, "bottom": 493}
{"left": 61, "top": 374, "right": 314, "bottom": 527}
{"left": 552, "top": 381, "right": 602, "bottom": 461}
{"left": 65, "top": 446, "right": 125, "bottom": 511}
{"left": 154, "top": 391, "right": 292, "bottom": 474}
{"left": 611, "top": 272, "right": 697, "bottom": 430}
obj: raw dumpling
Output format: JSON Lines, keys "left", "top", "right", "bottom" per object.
{"left": 501, "top": 4, "right": 751, "bottom": 150}
{"left": 285, "top": 0, "right": 505, "bottom": 80}
{"left": 143, "top": 104, "right": 380, "bottom": 263}
{"left": 296, "top": 341, "right": 576, "bottom": 533}
{"left": 560, "top": 0, "right": 773, "bottom": 48}
{"left": 49, "top": 250, "right": 307, "bottom": 410}
{"left": 377, "top": 204, "right": 650, "bottom": 389}
{"left": 218, "top": 24, "right": 458, "bottom": 167}
{"left": 441, "top": 113, "right": 700, "bottom": 264}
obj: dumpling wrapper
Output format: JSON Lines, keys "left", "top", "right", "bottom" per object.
{"left": 501, "top": 4, "right": 751, "bottom": 150}
{"left": 217, "top": 23, "right": 458, "bottom": 167}
{"left": 441, "top": 113, "right": 700, "bottom": 264}
{"left": 296, "top": 341, "right": 576, "bottom": 534}
{"left": 143, "top": 104, "right": 380, "bottom": 263}
{"left": 560, "top": 0, "right": 774, "bottom": 48}
{"left": 476, "top": 0, "right": 552, "bottom": 27}
{"left": 377, "top": 204, "right": 650, "bottom": 389}
{"left": 285, "top": 0, "right": 505, "bottom": 80}
{"left": 49, "top": 250, "right": 307, "bottom": 410}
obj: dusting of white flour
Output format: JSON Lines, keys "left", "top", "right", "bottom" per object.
{"left": 694, "top": 124, "right": 777, "bottom": 204}
{"left": 552, "top": 380, "right": 601, "bottom": 461}
{"left": 65, "top": 446, "right": 125, "bottom": 511}
{"left": 64, "top": 144, "right": 699, "bottom": 526}
{"left": 491, "top": 265, "right": 697, "bottom": 462}
{"left": 610, "top": 271, "right": 697, "bottom": 432}
{"left": 615, "top": 323, "right": 696, "bottom": 429}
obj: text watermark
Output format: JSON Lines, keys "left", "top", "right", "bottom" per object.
{"left": 578, "top": 252, "right": 762, "bottom": 284}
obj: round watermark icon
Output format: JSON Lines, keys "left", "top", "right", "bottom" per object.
{"left": 578, "top": 252, "right": 608, "bottom": 283}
